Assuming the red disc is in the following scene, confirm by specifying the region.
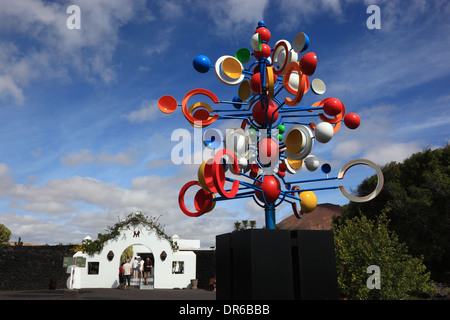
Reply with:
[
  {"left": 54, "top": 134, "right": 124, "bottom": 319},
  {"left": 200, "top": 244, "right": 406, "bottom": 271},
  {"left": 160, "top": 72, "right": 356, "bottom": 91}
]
[
  {"left": 198, "top": 159, "right": 221, "bottom": 193},
  {"left": 194, "top": 188, "right": 215, "bottom": 212},
  {"left": 192, "top": 108, "right": 210, "bottom": 121},
  {"left": 212, "top": 149, "right": 240, "bottom": 198},
  {"left": 255, "top": 175, "right": 281, "bottom": 203},
  {"left": 179, "top": 181, "right": 213, "bottom": 217}
]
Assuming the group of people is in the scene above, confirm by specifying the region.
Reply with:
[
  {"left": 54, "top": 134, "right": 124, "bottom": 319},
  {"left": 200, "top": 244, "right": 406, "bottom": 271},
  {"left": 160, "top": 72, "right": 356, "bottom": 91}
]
[{"left": 119, "top": 257, "right": 153, "bottom": 290}]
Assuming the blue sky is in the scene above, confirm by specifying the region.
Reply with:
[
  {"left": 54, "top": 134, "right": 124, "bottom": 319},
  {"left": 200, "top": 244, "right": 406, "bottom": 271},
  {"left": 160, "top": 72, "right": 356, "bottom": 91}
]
[{"left": 0, "top": 0, "right": 449, "bottom": 247}]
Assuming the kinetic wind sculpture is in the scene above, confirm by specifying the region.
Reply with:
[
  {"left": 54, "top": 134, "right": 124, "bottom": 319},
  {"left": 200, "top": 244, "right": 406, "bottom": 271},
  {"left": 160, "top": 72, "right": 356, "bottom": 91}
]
[{"left": 158, "top": 21, "right": 384, "bottom": 229}]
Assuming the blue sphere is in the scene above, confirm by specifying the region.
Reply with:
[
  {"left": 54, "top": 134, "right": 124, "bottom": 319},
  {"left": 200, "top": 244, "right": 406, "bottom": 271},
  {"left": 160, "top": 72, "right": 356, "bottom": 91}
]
[
  {"left": 321, "top": 163, "right": 331, "bottom": 174},
  {"left": 232, "top": 95, "right": 242, "bottom": 109},
  {"left": 193, "top": 55, "right": 211, "bottom": 73}
]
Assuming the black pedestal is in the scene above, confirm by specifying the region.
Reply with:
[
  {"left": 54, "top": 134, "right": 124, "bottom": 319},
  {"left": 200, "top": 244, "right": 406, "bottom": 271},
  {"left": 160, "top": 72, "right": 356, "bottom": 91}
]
[{"left": 216, "top": 229, "right": 338, "bottom": 300}]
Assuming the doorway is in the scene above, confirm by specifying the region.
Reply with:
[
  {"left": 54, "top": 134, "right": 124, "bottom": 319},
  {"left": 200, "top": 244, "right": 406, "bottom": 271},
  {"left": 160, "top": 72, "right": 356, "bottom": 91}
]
[
  {"left": 137, "top": 252, "right": 154, "bottom": 289},
  {"left": 119, "top": 245, "right": 154, "bottom": 289}
]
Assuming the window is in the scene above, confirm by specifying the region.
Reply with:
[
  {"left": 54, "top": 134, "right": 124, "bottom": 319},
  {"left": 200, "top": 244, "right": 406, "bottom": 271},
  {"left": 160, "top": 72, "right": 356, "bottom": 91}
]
[
  {"left": 88, "top": 262, "right": 99, "bottom": 275},
  {"left": 172, "top": 261, "right": 184, "bottom": 274}
]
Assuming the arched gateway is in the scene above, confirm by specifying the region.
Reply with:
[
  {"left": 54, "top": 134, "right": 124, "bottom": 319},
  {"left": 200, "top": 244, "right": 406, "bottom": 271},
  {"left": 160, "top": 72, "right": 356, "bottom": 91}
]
[{"left": 69, "top": 217, "right": 197, "bottom": 290}]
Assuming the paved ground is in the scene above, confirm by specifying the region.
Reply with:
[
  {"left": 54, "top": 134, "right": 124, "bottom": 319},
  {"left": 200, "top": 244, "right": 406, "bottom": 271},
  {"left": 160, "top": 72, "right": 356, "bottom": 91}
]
[{"left": 0, "top": 287, "right": 216, "bottom": 300}]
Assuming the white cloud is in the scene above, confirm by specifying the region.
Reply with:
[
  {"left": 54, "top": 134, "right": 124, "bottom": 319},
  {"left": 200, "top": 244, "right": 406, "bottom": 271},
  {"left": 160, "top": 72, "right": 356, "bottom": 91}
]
[
  {"left": 0, "top": 0, "right": 147, "bottom": 105},
  {"left": 0, "top": 157, "right": 261, "bottom": 246},
  {"left": 0, "top": 75, "right": 25, "bottom": 106},
  {"left": 61, "top": 149, "right": 95, "bottom": 166},
  {"left": 332, "top": 140, "right": 363, "bottom": 159},
  {"left": 329, "top": 104, "right": 424, "bottom": 166},
  {"left": 123, "top": 99, "right": 160, "bottom": 123},
  {"left": 363, "top": 141, "right": 421, "bottom": 164},
  {"left": 200, "top": 0, "right": 270, "bottom": 36},
  {"left": 61, "top": 149, "right": 138, "bottom": 167}
]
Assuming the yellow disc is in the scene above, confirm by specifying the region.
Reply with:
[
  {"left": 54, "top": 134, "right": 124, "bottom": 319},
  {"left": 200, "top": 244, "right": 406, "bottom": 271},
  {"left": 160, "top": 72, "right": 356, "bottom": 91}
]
[
  {"left": 222, "top": 57, "right": 242, "bottom": 79},
  {"left": 197, "top": 159, "right": 214, "bottom": 193},
  {"left": 187, "top": 102, "right": 213, "bottom": 128},
  {"left": 287, "top": 158, "right": 303, "bottom": 170},
  {"left": 299, "top": 191, "right": 317, "bottom": 213},
  {"left": 238, "top": 79, "right": 252, "bottom": 101},
  {"left": 198, "top": 161, "right": 209, "bottom": 192},
  {"left": 285, "top": 128, "right": 305, "bottom": 155},
  {"left": 266, "top": 66, "right": 274, "bottom": 99}
]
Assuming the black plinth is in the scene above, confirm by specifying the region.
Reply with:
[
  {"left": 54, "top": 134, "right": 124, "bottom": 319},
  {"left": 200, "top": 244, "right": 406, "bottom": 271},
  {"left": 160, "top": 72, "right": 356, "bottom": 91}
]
[{"left": 216, "top": 229, "right": 338, "bottom": 300}]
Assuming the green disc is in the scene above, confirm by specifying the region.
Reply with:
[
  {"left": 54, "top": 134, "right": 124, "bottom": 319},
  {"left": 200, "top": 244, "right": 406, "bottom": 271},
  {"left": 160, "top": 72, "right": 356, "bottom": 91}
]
[{"left": 235, "top": 48, "right": 251, "bottom": 64}]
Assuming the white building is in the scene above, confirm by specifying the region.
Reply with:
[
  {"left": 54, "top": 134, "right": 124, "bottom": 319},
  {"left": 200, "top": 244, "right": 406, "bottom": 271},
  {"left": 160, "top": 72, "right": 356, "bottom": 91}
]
[{"left": 68, "top": 222, "right": 198, "bottom": 290}]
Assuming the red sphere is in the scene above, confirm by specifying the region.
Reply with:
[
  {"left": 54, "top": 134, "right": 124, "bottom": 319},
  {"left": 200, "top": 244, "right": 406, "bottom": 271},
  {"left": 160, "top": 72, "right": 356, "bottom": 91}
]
[
  {"left": 344, "top": 113, "right": 360, "bottom": 129},
  {"left": 323, "top": 98, "right": 343, "bottom": 116},
  {"left": 255, "top": 175, "right": 281, "bottom": 203},
  {"left": 254, "top": 43, "right": 271, "bottom": 59},
  {"left": 250, "top": 72, "right": 262, "bottom": 93},
  {"left": 299, "top": 52, "right": 317, "bottom": 76},
  {"left": 252, "top": 100, "right": 279, "bottom": 125},
  {"left": 258, "top": 138, "right": 279, "bottom": 167},
  {"left": 255, "top": 27, "right": 271, "bottom": 43}
]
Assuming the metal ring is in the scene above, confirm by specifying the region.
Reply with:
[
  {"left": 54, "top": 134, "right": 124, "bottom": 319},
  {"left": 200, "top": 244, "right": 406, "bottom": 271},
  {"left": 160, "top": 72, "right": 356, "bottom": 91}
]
[{"left": 337, "top": 159, "right": 384, "bottom": 202}]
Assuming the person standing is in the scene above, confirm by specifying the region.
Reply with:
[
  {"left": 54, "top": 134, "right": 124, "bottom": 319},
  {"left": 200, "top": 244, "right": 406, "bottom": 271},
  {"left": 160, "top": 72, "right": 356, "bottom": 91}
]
[
  {"left": 132, "top": 257, "right": 138, "bottom": 279},
  {"left": 139, "top": 258, "right": 144, "bottom": 279},
  {"left": 143, "top": 257, "right": 153, "bottom": 285},
  {"left": 118, "top": 263, "right": 125, "bottom": 289},
  {"left": 123, "top": 259, "right": 132, "bottom": 290}
]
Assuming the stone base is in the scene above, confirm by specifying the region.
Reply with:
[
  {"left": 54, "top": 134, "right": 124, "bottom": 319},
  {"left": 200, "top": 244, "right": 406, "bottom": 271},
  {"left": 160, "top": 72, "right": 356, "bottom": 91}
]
[{"left": 216, "top": 229, "right": 338, "bottom": 300}]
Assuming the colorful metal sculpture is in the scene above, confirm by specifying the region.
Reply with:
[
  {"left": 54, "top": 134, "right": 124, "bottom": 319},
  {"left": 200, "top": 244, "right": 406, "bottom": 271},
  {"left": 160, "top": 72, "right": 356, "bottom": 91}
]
[{"left": 158, "top": 21, "right": 383, "bottom": 229}]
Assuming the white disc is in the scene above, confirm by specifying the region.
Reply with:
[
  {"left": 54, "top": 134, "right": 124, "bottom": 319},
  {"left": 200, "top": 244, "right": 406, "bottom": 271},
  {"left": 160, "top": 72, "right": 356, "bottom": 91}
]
[{"left": 311, "top": 78, "right": 326, "bottom": 95}]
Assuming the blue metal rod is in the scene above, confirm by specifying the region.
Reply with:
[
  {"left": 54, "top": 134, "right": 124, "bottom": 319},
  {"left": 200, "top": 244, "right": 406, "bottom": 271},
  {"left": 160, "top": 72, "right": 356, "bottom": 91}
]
[
  {"left": 282, "top": 114, "right": 320, "bottom": 118},
  {"left": 279, "top": 191, "right": 301, "bottom": 201},
  {"left": 285, "top": 176, "right": 339, "bottom": 184},
  {"left": 218, "top": 115, "right": 251, "bottom": 120},
  {"left": 297, "top": 186, "right": 340, "bottom": 192},
  {"left": 278, "top": 107, "right": 324, "bottom": 113},
  {"left": 265, "top": 203, "right": 276, "bottom": 229}
]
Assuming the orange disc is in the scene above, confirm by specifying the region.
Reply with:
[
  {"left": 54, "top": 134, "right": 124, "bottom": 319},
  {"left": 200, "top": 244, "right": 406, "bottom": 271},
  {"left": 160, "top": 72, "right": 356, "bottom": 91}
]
[{"left": 158, "top": 95, "right": 177, "bottom": 114}]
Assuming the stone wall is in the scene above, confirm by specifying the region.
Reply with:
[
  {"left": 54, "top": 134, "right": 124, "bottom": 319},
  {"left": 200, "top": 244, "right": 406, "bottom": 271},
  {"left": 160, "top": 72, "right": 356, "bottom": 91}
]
[
  {"left": 0, "top": 245, "right": 75, "bottom": 291},
  {"left": 0, "top": 246, "right": 216, "bottom": 291}
]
